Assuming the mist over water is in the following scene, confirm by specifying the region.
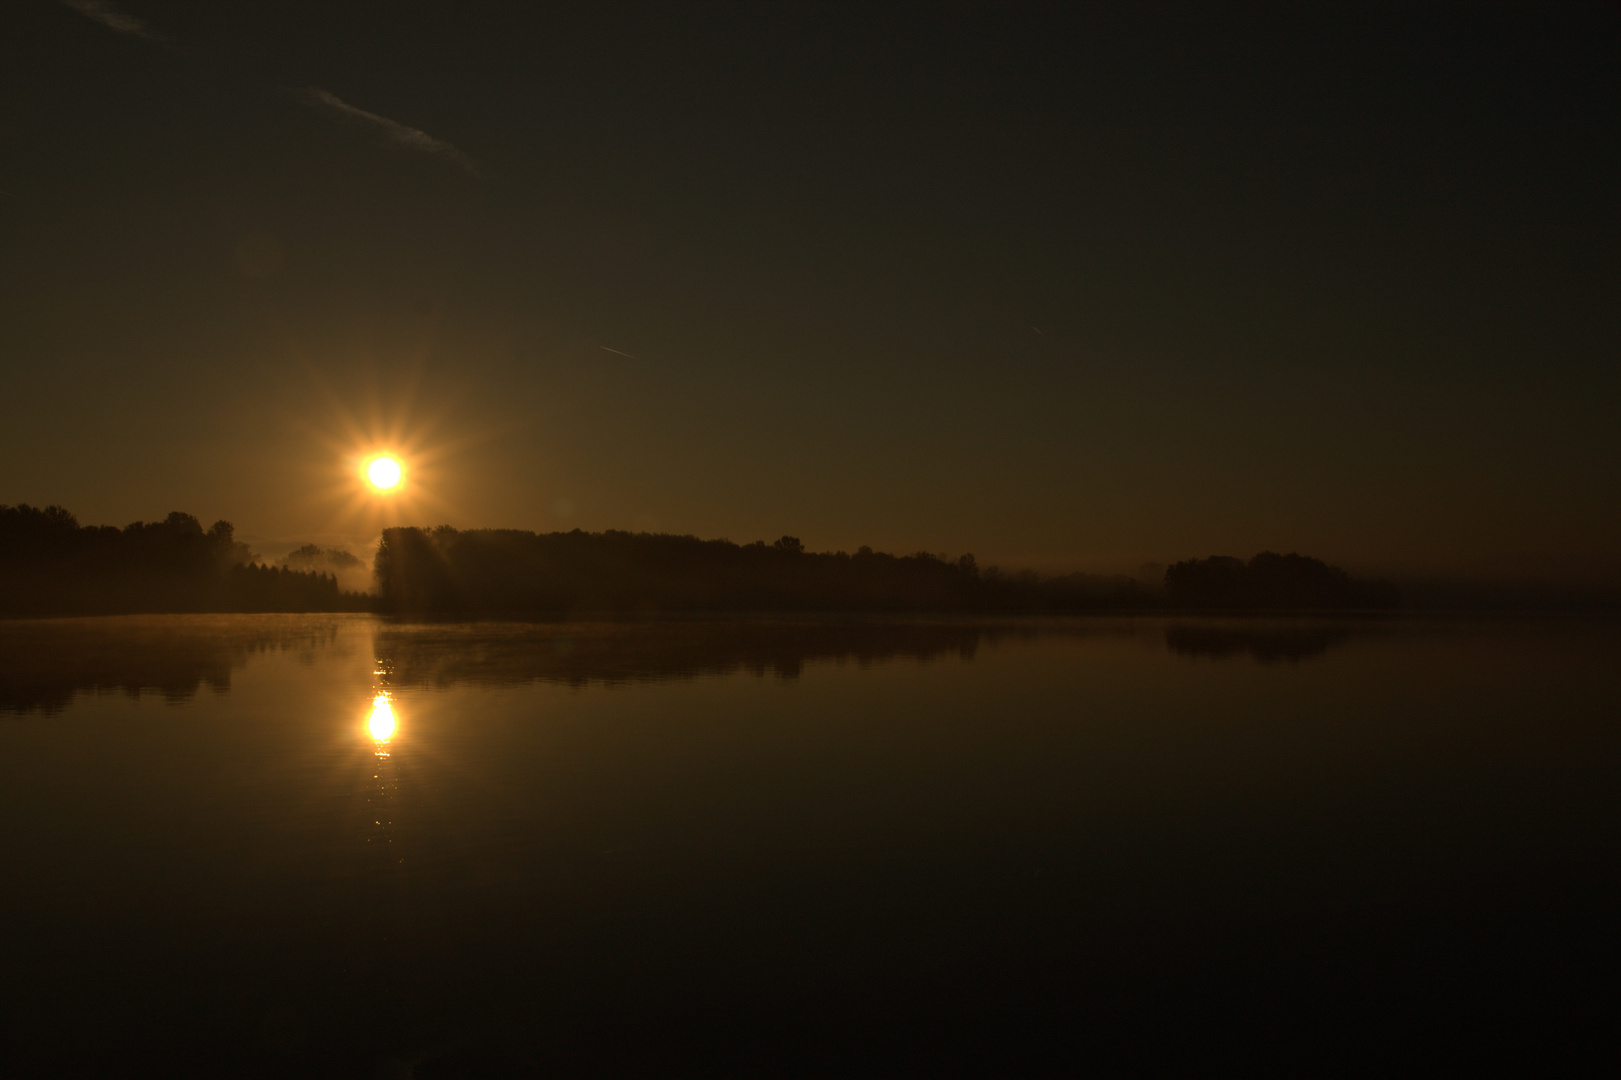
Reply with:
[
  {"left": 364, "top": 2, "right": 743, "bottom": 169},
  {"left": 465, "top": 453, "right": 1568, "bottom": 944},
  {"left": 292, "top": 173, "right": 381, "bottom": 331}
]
[{"left": 2, "top": 614, "right": 1617, "bottom": 1074}]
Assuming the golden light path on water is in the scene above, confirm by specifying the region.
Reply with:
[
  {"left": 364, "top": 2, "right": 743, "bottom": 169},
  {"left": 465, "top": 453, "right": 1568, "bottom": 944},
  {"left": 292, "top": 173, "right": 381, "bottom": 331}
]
[
  {"left": 368, "top": 692, "right": 396, "bottom": 746},
  {"left": 362, "top": 680, "right": 400, "bottom": 862}
]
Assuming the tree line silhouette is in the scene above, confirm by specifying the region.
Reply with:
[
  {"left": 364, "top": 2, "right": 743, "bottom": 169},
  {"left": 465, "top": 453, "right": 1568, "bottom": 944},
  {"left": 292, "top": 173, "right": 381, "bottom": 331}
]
[
  {"left": 0, "top": 504, "right": 368, "bottom": 615},
  {"left": 1, "top": 503, "right": 1400, "bottom": 616},
  {"left": 374, "top": 526, "right": 1158, "bottom": 614},
  {"left": 375, "top": 526, "right": 1398, "bottom": 615}
]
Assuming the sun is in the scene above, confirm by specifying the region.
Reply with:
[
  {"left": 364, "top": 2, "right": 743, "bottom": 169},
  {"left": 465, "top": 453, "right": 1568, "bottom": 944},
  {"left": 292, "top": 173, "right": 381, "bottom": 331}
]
[
  {"left": 307, "top": 387, "right": 475, "bottom": 530},
  {"left": 365, "top": 455, "right": 404, "bottom": 492}
]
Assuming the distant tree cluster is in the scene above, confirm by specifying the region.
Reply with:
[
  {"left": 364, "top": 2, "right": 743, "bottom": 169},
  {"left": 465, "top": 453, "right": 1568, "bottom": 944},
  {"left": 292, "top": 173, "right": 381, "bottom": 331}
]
[
  {"left": 281, "top": 543, "right": 372, "bottom": 593},
  {"left": 0, "top": 504, "right": 368, "bottom": 616},
  {"left": 1163, "top": 552, "right": 1398, "bottom": 609},
  {"left": 282, "top": 544, "right": 364, "bottom": 573},
  {"left": 373, "top": 526, "right": 1157, "bottom": 615}
]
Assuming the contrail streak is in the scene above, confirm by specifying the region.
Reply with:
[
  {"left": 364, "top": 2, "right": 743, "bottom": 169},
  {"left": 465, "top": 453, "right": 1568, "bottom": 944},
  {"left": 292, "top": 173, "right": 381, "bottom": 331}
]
[
  {"left": 598, "top": 346, "right": 640, "bottom": 360},
  {"left": 294, "top": 87, "right": 481, "bottom": 175},
  {"left": 59, "top": 0, "right": 164, "bottom": 42}
]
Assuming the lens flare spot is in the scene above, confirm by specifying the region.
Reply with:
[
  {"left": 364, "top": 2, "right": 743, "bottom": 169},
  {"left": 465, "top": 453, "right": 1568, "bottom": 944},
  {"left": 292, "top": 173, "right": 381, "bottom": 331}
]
[
  {"left": 368, "top": 693, "right": 396, "bottom": 742},
  {"left": 366, "top": 456, "right": 403, "bottom": 491}
]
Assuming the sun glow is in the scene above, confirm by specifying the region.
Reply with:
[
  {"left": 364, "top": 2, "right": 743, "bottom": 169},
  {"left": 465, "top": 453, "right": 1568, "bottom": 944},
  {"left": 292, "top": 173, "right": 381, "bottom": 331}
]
[
  {"left": 368, "top": 693, "right": 397, "bottom": 742},
  {"left": 366, "top": 455, "right": 404, "bottom": 491},
  {"left": 308, "top": 386, "right": 476, "bottom": 533}
]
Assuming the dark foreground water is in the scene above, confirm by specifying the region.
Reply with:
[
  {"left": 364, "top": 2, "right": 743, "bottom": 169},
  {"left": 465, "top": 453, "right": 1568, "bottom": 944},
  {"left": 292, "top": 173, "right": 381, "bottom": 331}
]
[{"left": 2, "top": 614, "right": 1617, "bottom": 1077}]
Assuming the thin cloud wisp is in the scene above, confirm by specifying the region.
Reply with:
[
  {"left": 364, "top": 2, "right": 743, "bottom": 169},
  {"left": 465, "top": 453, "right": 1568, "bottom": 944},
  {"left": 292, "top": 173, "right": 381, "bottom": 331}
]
[{"left": 295, "top": 87, "right": 481, "bottom": 176}]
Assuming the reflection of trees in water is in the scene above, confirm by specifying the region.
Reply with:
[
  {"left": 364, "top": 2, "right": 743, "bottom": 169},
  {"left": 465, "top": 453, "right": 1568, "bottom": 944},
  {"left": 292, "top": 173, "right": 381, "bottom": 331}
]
[
  {"left": 1162, "top": 623, "right": 1369, "bottom": 663},
  {"left": 1, "top": 616, "right": 1377, "bottom": 714},
  {"left": 374, "top": 620, "right": 1070, "bottom": 689},
  {"left": 0, "top": 616, "right": 349, "bottom": 714}
]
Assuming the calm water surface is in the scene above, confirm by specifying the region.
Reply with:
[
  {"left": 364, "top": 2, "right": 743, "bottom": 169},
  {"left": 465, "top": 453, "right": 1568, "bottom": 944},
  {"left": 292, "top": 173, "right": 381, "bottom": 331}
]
[{"left": 2, "top": 614, "right": 1617, "bottom": 1076}]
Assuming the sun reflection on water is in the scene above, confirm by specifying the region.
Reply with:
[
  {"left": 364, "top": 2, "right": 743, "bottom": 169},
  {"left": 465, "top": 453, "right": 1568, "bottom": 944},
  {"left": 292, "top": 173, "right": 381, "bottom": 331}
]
[{"left": 368, "top": 692, "right": 396, "bottom": 747}]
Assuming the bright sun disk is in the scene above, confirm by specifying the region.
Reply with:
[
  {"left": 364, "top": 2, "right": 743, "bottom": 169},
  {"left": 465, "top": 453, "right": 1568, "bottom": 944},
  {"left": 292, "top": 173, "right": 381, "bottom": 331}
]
[{"left": 366, "top": 456, "right": 403, "bottom": 491}]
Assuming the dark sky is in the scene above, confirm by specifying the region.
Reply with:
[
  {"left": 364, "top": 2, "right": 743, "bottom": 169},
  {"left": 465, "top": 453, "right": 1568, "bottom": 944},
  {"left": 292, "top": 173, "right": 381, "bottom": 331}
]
[{"left": 3, "top": 2, "right": 1617, "bottom": 579}]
